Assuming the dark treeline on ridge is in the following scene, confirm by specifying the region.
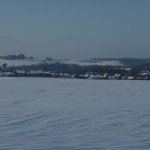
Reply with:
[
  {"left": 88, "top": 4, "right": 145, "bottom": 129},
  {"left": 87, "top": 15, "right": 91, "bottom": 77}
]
[{"left": 0, "top": 54, "right": 34, "bottom": 60}]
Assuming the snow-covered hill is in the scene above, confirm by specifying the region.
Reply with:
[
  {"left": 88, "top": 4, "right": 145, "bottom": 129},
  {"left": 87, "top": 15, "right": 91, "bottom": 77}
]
[
  {"left": 0, "top": 59, "right": 40, "bottom": 67},
  {"left": 61, "top": 59, "right": 123, "bottom": 66},
  {"left": 0, "top": 58, "right": 124, "bottom": 67}
]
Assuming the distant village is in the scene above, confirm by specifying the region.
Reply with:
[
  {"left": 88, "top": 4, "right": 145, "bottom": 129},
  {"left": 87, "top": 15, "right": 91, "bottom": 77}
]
[
  {"left": 0, "top": 69, "right": 150, "bottom": 80},
  {"left": 0, "top": 54, "right": 150, "bottom": 80}
]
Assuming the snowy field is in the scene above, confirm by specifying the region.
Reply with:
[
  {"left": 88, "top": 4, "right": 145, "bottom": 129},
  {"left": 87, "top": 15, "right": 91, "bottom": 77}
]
[
  {"left": 61, "top": 59, "right": 123, "bottom": 66},
  {"left": 0, "top": 78, "right": 150, "bottom": 150}
]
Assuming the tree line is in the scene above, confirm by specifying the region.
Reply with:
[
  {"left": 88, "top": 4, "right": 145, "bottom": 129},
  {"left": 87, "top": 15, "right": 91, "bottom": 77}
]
[{"left": 1, "top": 62, "right": 150, "bottom": 76}]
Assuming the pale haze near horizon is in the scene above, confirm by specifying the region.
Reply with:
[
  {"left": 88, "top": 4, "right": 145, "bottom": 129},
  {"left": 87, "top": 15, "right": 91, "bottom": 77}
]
[{"left": 0, "top": 0, "right": 150, "bottom": 59}]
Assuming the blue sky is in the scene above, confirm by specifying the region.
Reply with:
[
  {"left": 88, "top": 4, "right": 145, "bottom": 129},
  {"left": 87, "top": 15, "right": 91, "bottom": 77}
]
[{"left": 0, "top": 0, "right": 150, "bottom": 58}]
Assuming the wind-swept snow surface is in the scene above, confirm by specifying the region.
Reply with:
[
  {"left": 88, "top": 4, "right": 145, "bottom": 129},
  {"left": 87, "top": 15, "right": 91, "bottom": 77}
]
[{"left": 0, "top": 78, "right": 150, "bottom": 150}]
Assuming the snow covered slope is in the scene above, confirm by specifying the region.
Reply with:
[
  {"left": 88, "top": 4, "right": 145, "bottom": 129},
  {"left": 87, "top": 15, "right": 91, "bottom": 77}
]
[
  {"left": 0, "top": 58, "right": 124, "bottom": 67},
  {"left": 62, "top": 59, "right": 123, "bottom": 66},
  {"left": 0, "top": 59, "right": 40, "bottom": 66}
]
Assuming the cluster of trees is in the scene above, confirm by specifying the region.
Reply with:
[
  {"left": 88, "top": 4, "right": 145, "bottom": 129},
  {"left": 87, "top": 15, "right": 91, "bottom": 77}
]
[{"left": 0, "top": 54, "right": 34, "bottom": 60}]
